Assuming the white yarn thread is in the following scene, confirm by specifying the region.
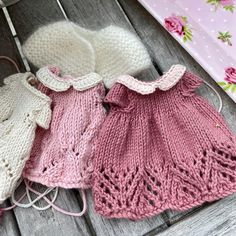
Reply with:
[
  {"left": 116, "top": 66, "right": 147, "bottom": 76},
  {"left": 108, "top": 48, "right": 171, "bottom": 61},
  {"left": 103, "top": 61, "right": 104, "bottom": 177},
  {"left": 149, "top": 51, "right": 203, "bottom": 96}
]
[
  {"left": 12, "top": 184, "right": 58, "bottom": 210},
  {"left": 203, "top": 80, "right": 223, "bottom": 113}
]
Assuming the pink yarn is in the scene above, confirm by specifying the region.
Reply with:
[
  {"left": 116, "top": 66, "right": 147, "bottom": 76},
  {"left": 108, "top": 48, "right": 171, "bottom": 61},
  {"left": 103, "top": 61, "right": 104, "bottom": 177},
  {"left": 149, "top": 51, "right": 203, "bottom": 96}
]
[
  {"left": 93, "top": 71, "right": 236, "bottom": 220},
  {"left": 1, "top": 179, "right": 87, "bottom": 217},
  {"left": 0, "top": 208, "right": 3, "bottom": 223},
  {"left": 23, "top": 67, "right": 106, "bottom": 189},
  {"left": 0, "top": 56, "right": 20, "bottom": 73}
]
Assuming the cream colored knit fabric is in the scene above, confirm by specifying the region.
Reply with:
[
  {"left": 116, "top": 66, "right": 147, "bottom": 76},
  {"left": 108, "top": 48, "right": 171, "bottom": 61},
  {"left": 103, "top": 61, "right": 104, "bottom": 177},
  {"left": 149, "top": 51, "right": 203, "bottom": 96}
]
[
  {"left": 0, "top": 73, "right": 51, "bottom": 203},
  {"left": 23, "top": 21, "right": 151, "bottom": 88},
  {"left": 0, "top": 74, "right": 22, "bottom": 122}
]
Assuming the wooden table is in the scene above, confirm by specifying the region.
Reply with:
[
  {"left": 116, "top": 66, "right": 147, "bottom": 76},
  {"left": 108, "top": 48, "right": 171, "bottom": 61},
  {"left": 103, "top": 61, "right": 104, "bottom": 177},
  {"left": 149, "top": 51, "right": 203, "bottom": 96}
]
[{"left": 1, "top": 0, "right": 236, "bottom": 235}]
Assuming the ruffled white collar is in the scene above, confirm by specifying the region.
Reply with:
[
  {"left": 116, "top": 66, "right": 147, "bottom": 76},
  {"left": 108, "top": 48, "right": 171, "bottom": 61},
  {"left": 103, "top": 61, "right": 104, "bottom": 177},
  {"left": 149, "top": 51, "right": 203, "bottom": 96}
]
[
  {"left": 116, "top": 65, "right": 186, "bottom": 94},
  {"left": 36, "top": 66, "right": 103, "bottom": 92}
]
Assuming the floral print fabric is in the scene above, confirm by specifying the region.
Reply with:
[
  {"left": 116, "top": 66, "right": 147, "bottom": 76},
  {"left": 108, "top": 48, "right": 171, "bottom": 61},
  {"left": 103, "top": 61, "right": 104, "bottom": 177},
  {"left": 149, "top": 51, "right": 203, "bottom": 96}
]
[
  {"left": 164, "top": 15, "right": 193, "bottom": 42},
  {"left": 138, "top": 0, "right": 236, "bottom": 102}
]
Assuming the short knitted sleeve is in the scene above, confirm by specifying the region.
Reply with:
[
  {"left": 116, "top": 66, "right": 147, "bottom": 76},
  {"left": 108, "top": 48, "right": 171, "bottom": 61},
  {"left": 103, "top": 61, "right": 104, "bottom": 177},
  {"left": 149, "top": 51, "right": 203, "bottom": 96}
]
[
  {"left": 0, "top": 74, "right": 18, "bottom": 122},
  {"left": 35, "top": 104, "right": 52, "bottom": 129},
  {"left": 105, "top": 83, "right": 131, "bottom": 109},
  {"left": 179, "top": 71, "right": 203, "bottom": 97}
]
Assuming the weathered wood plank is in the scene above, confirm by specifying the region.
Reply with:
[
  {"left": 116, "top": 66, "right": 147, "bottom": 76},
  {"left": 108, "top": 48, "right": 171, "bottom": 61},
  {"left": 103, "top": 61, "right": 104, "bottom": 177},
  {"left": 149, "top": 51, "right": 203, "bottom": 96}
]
[
  {"left": 0, "top": 202, "right": 20, "bottom": 236},
  {"left": 61, "top": 0, "right": 129, "bottom": 28},
  {"left": 118, "top": 0, "right": 236, "bottom": 226},
  {"left": 156, "top": 194, "right": 236, "bottom": 236},
  {"left": 0, "top": 10, "right": 24, "bottom": 81},
  {"left": 13, "top": 187, "right": 91, "bottom": 236},
  {"left": 7, "top": 0, "right": 64, "bottom": 42}
]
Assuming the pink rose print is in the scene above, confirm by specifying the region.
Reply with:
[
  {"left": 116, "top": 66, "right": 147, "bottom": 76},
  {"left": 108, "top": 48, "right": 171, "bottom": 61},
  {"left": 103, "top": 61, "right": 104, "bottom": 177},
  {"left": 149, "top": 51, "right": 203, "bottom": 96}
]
[
  {"left": 217, "top": 67, "right": 236, "bottom": 92},
  {"left": 225, "top": 67, "right": 236, "bottom": 84},
  {"left": 220, "top": 0, "right": 234, "bottom": 6},
  {"left": 164, "top": 15, "right": 185, "bottom": 36},
  {"left": 164, "top": 15, "right": 193, "bottom": 42},
  {"left": 207, "top": 0, "right": 235, "bottom": 12}
]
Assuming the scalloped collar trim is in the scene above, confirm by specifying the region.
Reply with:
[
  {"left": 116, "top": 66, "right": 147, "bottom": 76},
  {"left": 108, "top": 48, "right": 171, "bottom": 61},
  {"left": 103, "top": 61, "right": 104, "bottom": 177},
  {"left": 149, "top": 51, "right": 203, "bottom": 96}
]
[
  {"left": 20, "top": 72, "right": 51, "bottom": 102},
  {"left": 36, "top": 66, "right": 103, "bottom": 92},
  {"left": 116, "top": 65, "right": 186, "bottom": 95}
]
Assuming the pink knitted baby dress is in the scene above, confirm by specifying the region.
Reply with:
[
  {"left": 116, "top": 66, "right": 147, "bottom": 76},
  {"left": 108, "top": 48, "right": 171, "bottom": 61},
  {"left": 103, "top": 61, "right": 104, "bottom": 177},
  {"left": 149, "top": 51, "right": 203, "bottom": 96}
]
[
  {"left": 23, "top": 66, "right": 106, "bottom": 189},
  {"left": 93, "top": 64, "right": 236, "bottom": 220},
  {"left": 22, "top": 21, "right": 151, "bottom": 193}
]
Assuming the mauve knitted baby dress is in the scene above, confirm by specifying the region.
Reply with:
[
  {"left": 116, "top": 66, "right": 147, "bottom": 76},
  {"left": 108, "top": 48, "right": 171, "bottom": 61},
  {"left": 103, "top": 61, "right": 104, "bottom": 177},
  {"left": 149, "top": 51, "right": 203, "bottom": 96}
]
[
  {"left": 93, "top": 64, "right": 236, "bottom": 220},
  {"left": 23, "top": 66, "right": 106, "bottom": 189}
]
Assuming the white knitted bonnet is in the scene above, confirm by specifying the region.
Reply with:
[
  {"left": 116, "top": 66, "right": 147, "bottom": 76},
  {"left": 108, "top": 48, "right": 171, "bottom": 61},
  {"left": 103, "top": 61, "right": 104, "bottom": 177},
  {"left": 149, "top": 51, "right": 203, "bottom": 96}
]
[
  {"left": 23, "top": 21, "right": 95, "bottom": 77},
  {"left": 23, "top": 21, "right": 151, "bottom": 88}
]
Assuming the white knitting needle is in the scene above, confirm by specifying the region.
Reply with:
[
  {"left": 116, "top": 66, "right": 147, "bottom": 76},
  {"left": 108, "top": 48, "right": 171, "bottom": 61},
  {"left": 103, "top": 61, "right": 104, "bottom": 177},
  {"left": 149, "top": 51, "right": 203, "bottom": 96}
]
[
  {"left": 56, "top": 0, "right": 69, "bottom": 20},
  {"left": 203, "top": 80, "right": 223, "bottom": 113},
  {"left": 1, "top": 0, "right": 31, "bottom": 72}
]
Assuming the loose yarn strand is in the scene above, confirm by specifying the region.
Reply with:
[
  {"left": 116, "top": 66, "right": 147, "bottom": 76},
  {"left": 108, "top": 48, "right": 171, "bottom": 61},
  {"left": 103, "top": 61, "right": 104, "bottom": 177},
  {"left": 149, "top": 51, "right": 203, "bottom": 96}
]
[
  {"left": 203, "top": 80, "right": 222, "bottom": 113},
  {"left": 11, "top": 181, "right": 58, "bottom": 209},
  {"left": 24, "top": 181, "right": 87, "bottom": 217},
  {"left": 0, "top": 180, "right": 44, "bottom": 212},
  {"left": 0, "top": 56, "right": 20, "bottom": 73},
  {"left": 1, "top": 192, "right": 27, "bottom": 212},
  {"left": 25, "top": 183, "right": 58, "bottom": 211},
  {"left": 1, "top": 181, "right": 87, "bottom": 217}
]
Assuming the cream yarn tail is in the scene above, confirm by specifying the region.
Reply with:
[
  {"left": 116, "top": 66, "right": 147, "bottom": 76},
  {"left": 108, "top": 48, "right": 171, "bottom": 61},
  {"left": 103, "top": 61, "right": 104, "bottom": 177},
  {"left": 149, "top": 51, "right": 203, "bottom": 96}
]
[{"left": 22, "top": 21, "right": 152, "bottom": 88}]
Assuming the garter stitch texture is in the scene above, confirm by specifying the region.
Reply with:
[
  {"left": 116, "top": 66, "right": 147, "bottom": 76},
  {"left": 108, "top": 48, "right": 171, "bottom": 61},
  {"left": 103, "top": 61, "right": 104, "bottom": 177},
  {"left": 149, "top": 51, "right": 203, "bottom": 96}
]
[
  {"left": 93, "top": 65, "right": 236, "bottom": 220},
  {"left": 0, "top": 73, "right": 51, "bottom": 203},
  {"left": 22, "top": 21, "right": 151, "bottom": 88},
  {"left": 23, "top": 66, "right": 106, "bottom": 189}
]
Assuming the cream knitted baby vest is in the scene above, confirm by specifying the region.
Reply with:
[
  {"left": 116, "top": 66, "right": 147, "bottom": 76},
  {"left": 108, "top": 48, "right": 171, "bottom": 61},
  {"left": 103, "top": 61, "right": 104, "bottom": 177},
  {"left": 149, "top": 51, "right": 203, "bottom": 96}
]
[
  {"left": 0, "top": 73, "right": 51, "bottom": 203},
  {"left": 22, "top": 21, "right": 151, "bottom": 88}
]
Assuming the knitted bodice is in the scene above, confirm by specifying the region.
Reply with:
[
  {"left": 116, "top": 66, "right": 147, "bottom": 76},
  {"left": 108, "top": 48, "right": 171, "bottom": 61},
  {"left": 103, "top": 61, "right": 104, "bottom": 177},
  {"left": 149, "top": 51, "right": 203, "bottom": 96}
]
[{"left": 105, "top": 64, "right": 187, "bottom": 114}]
